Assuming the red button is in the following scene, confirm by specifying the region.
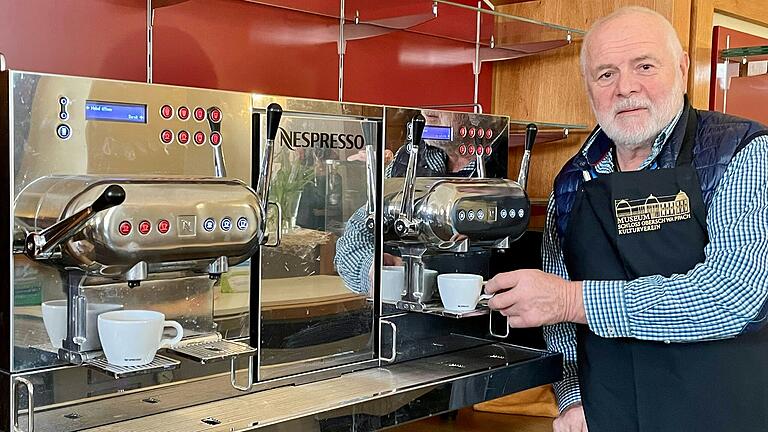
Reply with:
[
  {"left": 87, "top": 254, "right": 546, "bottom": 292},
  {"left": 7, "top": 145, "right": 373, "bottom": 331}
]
[
  {"left": 160, "top": 105, "right": 173, "bottom": 119},
  {"left": 209, "top": 108, "right": 222, "bottom": 123},
  {"left": 485, "top": 145, "right": 493, "bottom": 155},
  {"left": 158, "top": 219, "right": 170, "bottom": 234},
  {"left": 468, "top": 127, "right": 476, "bottom": 138},
  {"left": 118, "top": 221, "right": 132, "bottom": 236},
  {"left": 177, "top": 106, "right": 190, "bottom": 120},
  {"left": 193, "top": 107, "right": 206, "bottom": 122},
  {"left": 476, "top": 128, "right": 485, "bottom": 139},
  {"left": 178, "top": 130, "right": 190, "bottom": 145},
  {"left": 210, "top": 131, "right": 222, "bottom": 146},
  {"left": 193, "top": 131, "right": 206, "bottom": 146},
  {"left": 458, "top": 144, "right": 467, "bottom": 155},
  {"left": 476, "top": 145, "right": 484, "bottom": 155},
  {"left": 468, "top": 145, "right": 476, "bottom": 155},
  {"left": 485, "top": 129, "right": 494, "bottom": 139},
  {"left": 138, "top": 220, "right": 151, "bottom": 235},
  {"left": 459, "top": 126, "right": 467, "bottom": 137},
  {"left": 160, "top": 129, "right": 174, "bottom": 144}
]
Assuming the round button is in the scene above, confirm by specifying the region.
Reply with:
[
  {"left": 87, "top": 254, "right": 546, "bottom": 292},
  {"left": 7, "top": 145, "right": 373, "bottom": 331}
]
[
  {"left": 500, "top": 209, "right": 508, "bottom": 219},
  {"left": 518, "top": 209, "right": 525, "bottom": 218},
  {"left": 509, "top": 209, "right": 516, "bottom": 219},
  {"left": 477, "top": 209, "right": 485, "bottom": 220},
  {"left": 476, "top": 128, "right": 485, "bottom": 139},
  {"left": 193, "top": 131, "right": 206, "bottom": 146},
  {"left": 485, "top": 129, "right": 494, "bottom": 139},
  {"left": 59, "top": 111, "right": 69, "bottom": 121},
  {"left": 468, "top": 127, "right": 476, "bottom": 138},
  {"left": 177, "top": 106, "right": 190, "bottom": 120},
  {"left": 160, "top": 104, "right": 174, "bottom": 119},
  {"left": 468, "top": 145, "right": 476, "bottom": 155},
  {"left": 210, "top": 131, "right": 222, "bottom": 146},
  {"left": 476, "top": 145, "right": 485, "bottom": 156},
  {"left": 458, "top": 210, "right": 466, "bottom": 221},
  {"left": 236, "top": 217, "right": 249, "bottom": 231},
  {"left": 118, "top": 221, "right": 132, "bottom": 236},
  {"left": 459, "top": 126, "right": 467, "bottom": 137},
  {"left": 138, "top": 220, "right": 151, "bottom": 235},
  {"left": 59, "top": 96, "right": 69, "bottom": 106},
  {"left": 158, "top": 219, "right": 170, "bottom": 234},
  {"left": 485, "top": 145, "right": 493, "bottom": 155},
  {"left": 203, "top": 218, "right": 216, "bottom": 232},
  {"left": 193, "top": 107, "right": 206, "bottom": 122},
  {"left": 467, "top": 210, "right": 475, "bottom": 221},
  {"left": 160, "top": 129, "right": 174, "bottom": 144},
  {"left": 220, "top": 217, "right": 232, "bottom": 231},
  {"left": 458, "top": 144, "right": 467, "bottom": 155},
  {"left": 178, "top": 130, "right": 190, "bottom": 145},
  {"left": 56, "top": 124, "right": 71, "bottom": 140},
  {"left": 209, "top": 108, "right": 222, "bottom": 123}
]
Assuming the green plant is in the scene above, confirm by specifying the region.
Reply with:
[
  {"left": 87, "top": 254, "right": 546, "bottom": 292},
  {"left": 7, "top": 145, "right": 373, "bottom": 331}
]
[{"left": 268, "top": 148, "right": 315, "bottom": 231}]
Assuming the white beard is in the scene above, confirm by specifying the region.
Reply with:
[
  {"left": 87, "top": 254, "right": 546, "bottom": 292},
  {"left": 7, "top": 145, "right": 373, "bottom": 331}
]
[{"left": 593, "top": 77, "right": 685, "bottom": 151}]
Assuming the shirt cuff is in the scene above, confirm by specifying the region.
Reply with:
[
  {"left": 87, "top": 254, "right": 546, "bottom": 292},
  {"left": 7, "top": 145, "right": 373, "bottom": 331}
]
[
  {"left": 583, "top": 280, "right": 632, "bottom": 338},
  {"left": 552, "top": 375, "right": 582, "bottom": 413}
]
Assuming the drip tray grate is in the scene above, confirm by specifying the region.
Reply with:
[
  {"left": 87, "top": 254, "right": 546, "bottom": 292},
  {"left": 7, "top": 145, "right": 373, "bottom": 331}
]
[
  {"left": 171, "top": 339, "right": 256, "bottom": 364},
  {"left": 85, "top": 354, "right": 180, "bottom": 379}
]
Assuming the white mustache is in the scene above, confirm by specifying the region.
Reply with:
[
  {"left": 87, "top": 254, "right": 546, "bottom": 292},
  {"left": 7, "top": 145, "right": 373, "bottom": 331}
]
[{"left": 613, "top": 99, "right": 651, "bottom": 115}]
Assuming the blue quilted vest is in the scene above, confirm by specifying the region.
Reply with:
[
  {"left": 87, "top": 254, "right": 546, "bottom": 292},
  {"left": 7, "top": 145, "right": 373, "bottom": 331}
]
[{"left": 554, "top": 102, "right": 768, "bottom": 247}]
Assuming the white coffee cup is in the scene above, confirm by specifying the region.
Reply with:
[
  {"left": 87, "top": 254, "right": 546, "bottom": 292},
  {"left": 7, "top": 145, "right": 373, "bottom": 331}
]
[
  {"left": 381, "top": 266, "right": 405, "bottom": 301},
  {"left": 41, "top": 300, "right": 123, "bottom": 351},
  {"left": 381, "top": 266, "right": 439, "bottom": 302},
  {"left": 437, "top": 273, "right": 492, "bottom": 312},
  {"left": 97, "top": 310, "right": 183, "bottom": 366}
]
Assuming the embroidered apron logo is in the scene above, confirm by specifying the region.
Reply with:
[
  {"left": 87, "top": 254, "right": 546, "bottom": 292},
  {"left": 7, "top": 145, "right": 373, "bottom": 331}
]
[{"left": 614, "top": 191, "right": 691, "bottom": 235}]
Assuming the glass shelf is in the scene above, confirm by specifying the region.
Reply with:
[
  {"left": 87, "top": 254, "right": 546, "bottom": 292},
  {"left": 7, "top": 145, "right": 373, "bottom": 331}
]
[
  {"left": 720, "top": 45, "right": 768, "bottom": 62},
  {"left": 508, "top": 120, "right": 589, "bottom": 147},
  {"left": 231, "top": 0, "right": 584, "bottom": 63}
]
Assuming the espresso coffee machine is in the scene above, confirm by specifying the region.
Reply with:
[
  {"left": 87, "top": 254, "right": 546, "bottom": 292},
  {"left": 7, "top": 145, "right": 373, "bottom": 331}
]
[{"left": 1, "top": 64, "right": 561, "bottom": 432}]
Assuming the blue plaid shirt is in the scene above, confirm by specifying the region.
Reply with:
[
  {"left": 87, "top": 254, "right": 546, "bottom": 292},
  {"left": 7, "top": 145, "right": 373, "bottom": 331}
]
[{"left": 542, "top": 109, "right": 768, "bottom": 411}]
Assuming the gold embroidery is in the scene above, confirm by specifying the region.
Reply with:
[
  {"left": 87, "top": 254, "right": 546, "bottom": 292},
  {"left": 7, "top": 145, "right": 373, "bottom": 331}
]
[{"left": 614, "top": 191, "right": 691, "bottom": 235}]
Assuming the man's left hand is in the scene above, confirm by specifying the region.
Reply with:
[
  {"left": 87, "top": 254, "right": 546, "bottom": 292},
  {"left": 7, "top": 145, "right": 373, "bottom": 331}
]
[{"left": 485, "top": 269, "right": 586, "bottom": 327}]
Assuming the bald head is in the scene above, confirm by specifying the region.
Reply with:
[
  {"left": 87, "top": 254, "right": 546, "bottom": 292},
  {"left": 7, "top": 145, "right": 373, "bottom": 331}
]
[{"left": 580, "top": 7, "right": 684, "bottom": 78}]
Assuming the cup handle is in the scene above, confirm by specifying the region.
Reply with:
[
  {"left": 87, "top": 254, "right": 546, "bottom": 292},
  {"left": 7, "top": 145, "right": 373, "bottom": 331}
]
[
  {"left": 479, "top": 281, "right": 493, "bottom": 301},
  {"left": 160, "top": 321, "right": 183, "bottom": 348}
]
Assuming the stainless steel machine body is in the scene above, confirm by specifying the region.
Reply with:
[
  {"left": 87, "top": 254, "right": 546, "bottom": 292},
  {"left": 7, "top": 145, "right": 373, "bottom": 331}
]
[{"left": 1, "top": 69, "right": 560, "bottom": 432}]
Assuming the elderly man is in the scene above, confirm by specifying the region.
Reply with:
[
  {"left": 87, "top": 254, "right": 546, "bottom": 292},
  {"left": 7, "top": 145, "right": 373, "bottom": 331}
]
[{"left": 485, "top": 6, "right": 768, "bottom": 432}]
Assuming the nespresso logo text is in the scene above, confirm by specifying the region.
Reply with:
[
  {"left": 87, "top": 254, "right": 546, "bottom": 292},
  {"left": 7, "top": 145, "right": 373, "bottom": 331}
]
[{"left": 278, "top": 127, "right": 365, "bottom": 151}]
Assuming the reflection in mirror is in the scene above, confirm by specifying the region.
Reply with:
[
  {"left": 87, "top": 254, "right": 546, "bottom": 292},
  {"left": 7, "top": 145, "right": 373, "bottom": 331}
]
[{"left": 260, "top": 113, "right": 378, "bottom": 380}]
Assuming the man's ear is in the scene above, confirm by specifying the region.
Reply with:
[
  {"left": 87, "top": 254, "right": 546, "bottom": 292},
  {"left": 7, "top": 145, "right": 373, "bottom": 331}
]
[{"left": 680, "top": 51, "right": 690, "bottom": 84}]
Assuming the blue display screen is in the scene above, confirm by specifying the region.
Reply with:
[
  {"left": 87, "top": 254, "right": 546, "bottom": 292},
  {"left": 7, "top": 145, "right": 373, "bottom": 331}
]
[
  {"left": 422, "top": 125, "right": 452, "bottom": 141},
  {"left": 85, "top": 100, "right": 147, "bottom": 123}
]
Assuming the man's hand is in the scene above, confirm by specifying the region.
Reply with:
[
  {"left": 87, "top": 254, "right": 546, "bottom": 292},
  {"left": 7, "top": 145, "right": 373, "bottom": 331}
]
[
  {"left": 485, "top": 269, "right": 586, "bottom": 327},
  {"left": 553, "top": 403, "right": 588, "bottom": 432},
  {"left": 383, "top": 253, "right": 403, "bottom": 266}
]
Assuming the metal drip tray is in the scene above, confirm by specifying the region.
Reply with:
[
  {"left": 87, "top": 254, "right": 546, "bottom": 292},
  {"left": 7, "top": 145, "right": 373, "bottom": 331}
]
[
  {"left": 85, "top": 354, "right": 180, "bottom": 379},
  {"left": 391, "top": 300, "right": 490, "bottom": 318},
  {"left": 170, "top": 340, "right": 256, "bottom": 364}
]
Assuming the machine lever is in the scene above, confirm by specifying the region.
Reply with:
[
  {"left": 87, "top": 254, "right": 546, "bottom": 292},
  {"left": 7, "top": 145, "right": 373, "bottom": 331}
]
[
  {"left": 396, "top": 114, "right": 426, "bottom": 238},
  {"left": 25, "top": 185, "right": 125, "bottom": 260},
  {"left": 256, "top": 103, "right": 283, "bottom": 214},
  {"left": 13, "top": 376, "right": 34, "bottom": 432},
  {"left": 516, "top": 123, "right": 537, "bottom": 191},
  {"left": 362, "top": 121, "right": 377, "bottom": 233}
]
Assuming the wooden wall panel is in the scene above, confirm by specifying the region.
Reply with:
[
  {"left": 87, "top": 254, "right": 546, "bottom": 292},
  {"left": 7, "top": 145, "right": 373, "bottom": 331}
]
[{"left": 493, "top": 0, "right": 692, "bottom": 213}]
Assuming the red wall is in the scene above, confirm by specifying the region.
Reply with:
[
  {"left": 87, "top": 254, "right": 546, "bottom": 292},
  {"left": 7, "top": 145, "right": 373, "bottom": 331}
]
[{"left": 0, "top": 0, "right": 491, "bottom": 110}]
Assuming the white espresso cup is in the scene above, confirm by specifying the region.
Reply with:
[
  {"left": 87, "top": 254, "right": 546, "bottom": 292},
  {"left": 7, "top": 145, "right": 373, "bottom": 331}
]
[
  {"left": 381, "top": 266, "right": 439, "bottom": 302},
  {"left": 41, "top": 300, "right": 123, "bottom": 351},
  {"left": 437, "top": 273, "right": 492, "bottom": 312},
  {"left": 97, "top": 310, "right": 183, "bottom": 366}
]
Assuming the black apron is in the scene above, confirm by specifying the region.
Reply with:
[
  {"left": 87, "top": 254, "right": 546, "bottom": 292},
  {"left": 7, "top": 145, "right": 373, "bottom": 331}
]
[{"left": 563, "top": 110, "right": 768, "bottom": 432}]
